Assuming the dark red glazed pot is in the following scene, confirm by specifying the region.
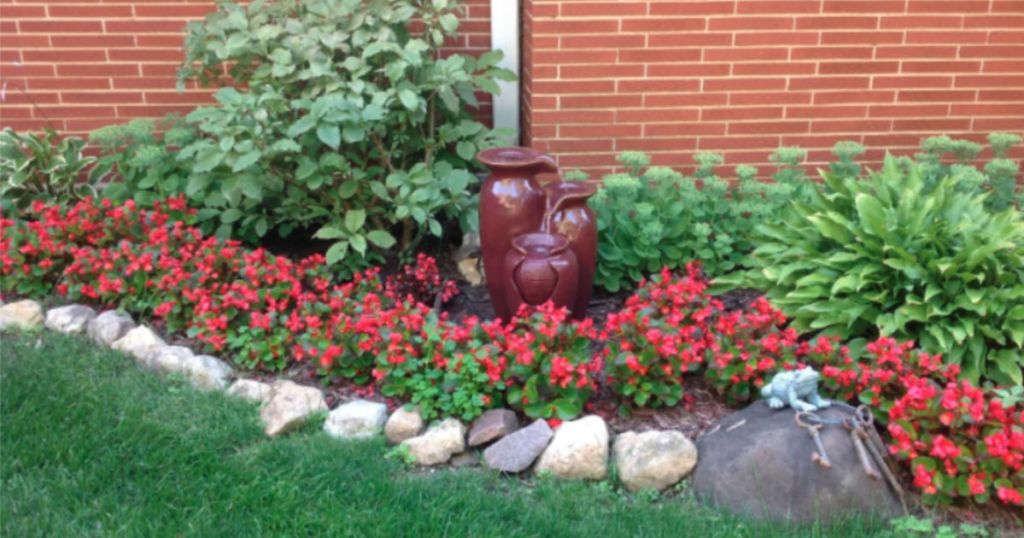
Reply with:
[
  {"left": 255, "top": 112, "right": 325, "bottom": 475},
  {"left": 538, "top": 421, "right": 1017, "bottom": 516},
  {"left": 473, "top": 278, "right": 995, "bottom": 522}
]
[
  {"left": 477, "top": 147, "right": 559, "bottom": 320},
  {"left": 503, "top": 232, "right": 578, "bottom": 316},
  {"left": 542, "top": 180, "right": 598, "bottom": 320}
]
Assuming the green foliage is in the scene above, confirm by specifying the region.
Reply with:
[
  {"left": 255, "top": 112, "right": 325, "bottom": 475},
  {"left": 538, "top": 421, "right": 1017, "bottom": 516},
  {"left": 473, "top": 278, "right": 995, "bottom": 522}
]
[
  {"left": 591, "top": 152, "right": 792, "bottom": 292},
  {"left": 915, "top": 134, "right": 1021, "bottom": 212},
  {"left": 0, "top": 128, "right": 97, "bottom": 211},
  {"left": 89, "top": 115, "right": 198, "bottom": 206},
  {"left": 769, "top": 146, "right": 815, "bottom": 199},
  {"left": 174, "top": 0, "right": 514, "bottom": 274},
  {"left": 829, "top": 140, "right": 866, "bottom": 178},
  {"left": 732, "top": 156, "right": 1024, "bottom": 385}
]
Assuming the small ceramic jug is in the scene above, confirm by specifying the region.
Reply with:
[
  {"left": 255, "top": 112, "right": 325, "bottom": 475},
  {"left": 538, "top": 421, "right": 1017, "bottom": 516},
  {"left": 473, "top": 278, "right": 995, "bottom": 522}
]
[
  {"left": 503, "top": 232, "right": 579, "bottom": 316},
  {"left": 542, "top": 180, "right": 598, "bottom": 319}
]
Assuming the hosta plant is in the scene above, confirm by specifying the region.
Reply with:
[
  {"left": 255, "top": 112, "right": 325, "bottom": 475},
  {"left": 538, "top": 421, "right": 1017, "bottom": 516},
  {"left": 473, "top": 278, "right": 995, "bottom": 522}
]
[
  {"left": 175, "top": 0, "right": 514, "bottom": 274},
  {"left": 0, "top": 128, "right": 97, "bottom": 212},
  {"left": 728, "top": 155, "right": 1024, "bottom": 385}
]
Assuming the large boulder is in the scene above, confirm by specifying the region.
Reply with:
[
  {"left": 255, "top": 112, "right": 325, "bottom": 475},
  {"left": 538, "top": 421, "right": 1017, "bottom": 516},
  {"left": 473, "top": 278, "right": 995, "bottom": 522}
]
[
  {"left": 112, "top": 326, "right": 166, "bottom": 363},
  {"left": 535, "top": 415, "right": 609, "bottom": 480},
  {"left": 483, "top": 418, "right": 553, "bottom": 473},
  {"left": 401, "top": 418, "right": 466, "bottom": 466},
  {"left": 384, "top": 406, "right": 424, "bottom": 444},
  {"left": 87, "top": 310, "right": 135, "bottom": 346},
  {"left": 324, "top": 399, "right": 388, "bottom": 439},
  {"left": 468, "top": 408, "right": 519, "bottom": 447},
  {"left": 44, "top": 304, "right": 96, "bottom": 334},
  {"left": 692, "top": 401, "right": 901, "bottom": 523},
  {"left": 260, "top": 380, "right": 328, "bottom": 437},
  {"left": 613, "top": 430, "right": 697, "bottom": 492},
  {"left": 227, "top": 379, "right": 273, "bottom": 404},
  {"left": 0, "top": 300, "right": 44, "bottom": 330}
]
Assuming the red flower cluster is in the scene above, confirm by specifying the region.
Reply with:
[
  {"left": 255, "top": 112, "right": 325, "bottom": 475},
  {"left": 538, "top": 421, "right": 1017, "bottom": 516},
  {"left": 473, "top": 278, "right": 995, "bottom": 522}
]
[
  {"left": 602, "top": 264, "right": 720, "bottom": 407},
  {"left": 819, "top": 337, "right": 1023, "bottom": 507},
  {"left": 2, "top": 197, "right": 600, "bottom": 422}
]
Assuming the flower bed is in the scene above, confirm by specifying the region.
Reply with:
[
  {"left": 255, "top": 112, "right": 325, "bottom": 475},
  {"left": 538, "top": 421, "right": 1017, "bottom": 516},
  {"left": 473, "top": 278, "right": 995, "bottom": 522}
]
[{"left": 2, "top": 197, "right": 1021, "bottom": 508}]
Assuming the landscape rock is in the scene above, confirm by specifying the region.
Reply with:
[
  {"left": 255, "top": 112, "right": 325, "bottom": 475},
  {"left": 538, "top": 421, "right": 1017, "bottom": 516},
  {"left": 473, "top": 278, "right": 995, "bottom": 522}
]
[
  {"left": 535, "top": 415, "right": 609, "bottom": 480},
  {"left": 384, "top": 406, "right": 425, "bottom": 444},
  {"left": 44, "top": 304, "right": 96, "bottom": 334},
  {"left": 468, "top": 408, "right": 519, "bottom": 447},
  {"left": 227, "top": 379, "right": 273, "bottom": 404},
  {"left": 324, "top": 399, "right": 388, "bottom": 439},
  {"left": 692, "top": 401, "right": 901, "bottom": 523},
  {"left": 146, "top": 345, "right": 193, "bottom": 372},
  {"left": 0, "top": 300, "right": 44, "bottom": 331},
  {"left": 613, "top": 430, "right": 698, "bottom": 492},
  {"left": 111, "top": 326, "right": 166, "bottom": 363},
  {"left": 260, "top": 380, "right": 327, "bottom": 437},
  {"left": 87, "top": 310, "right": 136, "bottom": 346},
  {"left": 483, "top": 419, "right": 553, "bottom": 473},
  {"left": 184, "top": 355, "right": 234, "bottom": 391},
  {"left": 402, "top": 418, "right": 466, "bottom": 466}
]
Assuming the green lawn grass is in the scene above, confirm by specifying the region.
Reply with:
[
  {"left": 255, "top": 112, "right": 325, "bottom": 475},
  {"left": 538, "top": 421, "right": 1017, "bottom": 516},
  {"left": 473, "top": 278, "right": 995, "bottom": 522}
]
[{"left": 1, "top": 331, "right": 886, "bottom": 537}]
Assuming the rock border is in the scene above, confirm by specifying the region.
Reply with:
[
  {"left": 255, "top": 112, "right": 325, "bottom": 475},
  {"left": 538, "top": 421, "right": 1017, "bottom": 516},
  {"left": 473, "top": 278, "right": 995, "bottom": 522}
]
[{"left": 1, "top": 299, "right": 699, "bottom": 493}]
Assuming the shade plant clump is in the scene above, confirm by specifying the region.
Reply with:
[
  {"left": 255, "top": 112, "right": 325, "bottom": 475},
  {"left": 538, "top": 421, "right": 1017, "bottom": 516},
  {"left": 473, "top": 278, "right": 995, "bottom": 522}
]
[
  {"left": 169, "top": 0, "right": 514, "bottom": 276},
  {"left": 724, "top": 156, "right": 1024, "bottom": 386},
  {"left": 0, "top": 128, "right": 98, "bottom": 212}
]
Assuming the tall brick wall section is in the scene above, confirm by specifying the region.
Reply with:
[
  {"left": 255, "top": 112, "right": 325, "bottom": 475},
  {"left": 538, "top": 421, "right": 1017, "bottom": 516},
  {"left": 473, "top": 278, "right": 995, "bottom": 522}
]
[
  {"left": 521, "top": 0, "right": 1024, "bottom": 177},
  {"left": 0, "top": 0, "right": 492, "bottom": 135}
]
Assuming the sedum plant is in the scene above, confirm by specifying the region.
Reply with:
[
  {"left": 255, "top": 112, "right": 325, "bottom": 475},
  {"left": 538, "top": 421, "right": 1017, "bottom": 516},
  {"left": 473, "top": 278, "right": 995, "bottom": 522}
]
[
  {"left": 591, "top": 151, "right": 794, "bottom": 292},
  {"left": 728, "top": 155, "right": 1024, "bottom": 385},
  {"left": 174, "top": 0, "right": 514, "bottom": 274},
  {"left": 0, "top": 128, "right": 97, "bottom": 212},
  {"left": 89, "top": 115, "right": 198, "bottom": 207}
]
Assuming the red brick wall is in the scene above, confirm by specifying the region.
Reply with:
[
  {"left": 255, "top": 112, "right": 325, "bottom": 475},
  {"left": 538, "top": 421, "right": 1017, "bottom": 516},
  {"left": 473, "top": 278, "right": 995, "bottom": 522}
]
[
  {"left": 0, "top": 0, "right": 492, "bottom": 135},
  {"left": 522, "top": 0, "right": 1024, "bottom": 177}
]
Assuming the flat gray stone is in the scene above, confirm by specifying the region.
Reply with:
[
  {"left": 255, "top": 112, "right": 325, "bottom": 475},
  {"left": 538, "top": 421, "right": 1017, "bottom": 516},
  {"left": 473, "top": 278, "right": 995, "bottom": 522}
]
[
  {"left": 146, "top": 345, "right": 193, "bottom": 372},
  {"left": 44, "top": 304, "right": 96, "bottom": 334},
  {"left": 87, "top": 310, "right": 135, "bottom": 346},
  {"left": 468, "top": 408, "right": 519, "bottom": 447},
  {"left": 483, "top": 419, "right": 553, "bottom": 473},
  {"left": 692, "top": 401, "right": 901, "bottom": 523}
]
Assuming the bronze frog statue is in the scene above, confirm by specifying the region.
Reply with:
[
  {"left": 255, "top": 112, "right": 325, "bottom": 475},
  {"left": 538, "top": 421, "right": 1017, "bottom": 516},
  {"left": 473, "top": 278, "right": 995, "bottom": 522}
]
[{"left": 760, "top": 367, "right": 830, "bottom": 412}]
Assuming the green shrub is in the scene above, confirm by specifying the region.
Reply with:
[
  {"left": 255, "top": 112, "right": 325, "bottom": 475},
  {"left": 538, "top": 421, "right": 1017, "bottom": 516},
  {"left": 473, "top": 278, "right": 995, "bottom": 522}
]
[
  {"left": 174, "top": 0, "right": 514, "bottom": 274},
  {"left": 728, "top": 156, "right": 1024, "bottom": 385},
  {"left": 0, "top": 128, "right": 97, "bottom": 211},
  {"left": 591, "top": 151, "right": 792, "bottom": 292},
  {"left": 89, "top": 115, "right": 197, "bottom": 207}
]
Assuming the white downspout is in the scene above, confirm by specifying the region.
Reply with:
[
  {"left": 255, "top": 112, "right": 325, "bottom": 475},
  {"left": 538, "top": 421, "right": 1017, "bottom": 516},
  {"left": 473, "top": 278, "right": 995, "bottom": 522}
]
[{"left": 490, "top": 0, "right": 520, "bottom": 144}]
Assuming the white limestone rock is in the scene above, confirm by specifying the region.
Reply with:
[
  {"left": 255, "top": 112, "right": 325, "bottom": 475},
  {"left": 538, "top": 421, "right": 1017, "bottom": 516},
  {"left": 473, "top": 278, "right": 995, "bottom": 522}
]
[
  {"left": 535, "top": 415, "right": 609, "bottom": 480},
  {"left": 323, "top": 399, "right": 388, "bottom": 439},
  {"left": 0, "top": 300, "right": 44, "bottom": 331},
  {"left": 44, "top": 304, "right": 96, "bottom": 334}
]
